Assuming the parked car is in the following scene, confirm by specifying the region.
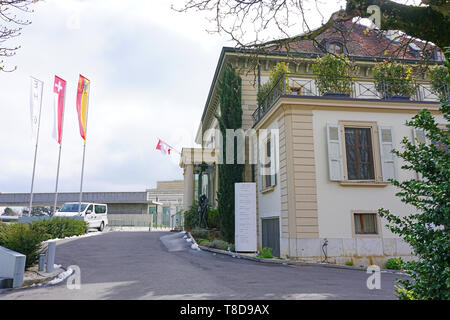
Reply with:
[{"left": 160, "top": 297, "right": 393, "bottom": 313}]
[{"left": 54, "top": 202, "right": 108, "bottom": 231}]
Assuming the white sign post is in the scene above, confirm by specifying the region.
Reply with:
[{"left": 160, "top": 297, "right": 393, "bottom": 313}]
[{"left": 235, "top": 183, "right": 257, "bottom": 252}]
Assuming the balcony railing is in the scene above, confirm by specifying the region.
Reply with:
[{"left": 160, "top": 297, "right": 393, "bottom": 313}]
[{"left": 252, "top": 73, "right": 449, "bottom": 124}]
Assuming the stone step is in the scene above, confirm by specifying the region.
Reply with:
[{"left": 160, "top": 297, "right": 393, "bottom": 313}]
[{"left": 0, "top": 277, "right": 13, "bottom": 289}]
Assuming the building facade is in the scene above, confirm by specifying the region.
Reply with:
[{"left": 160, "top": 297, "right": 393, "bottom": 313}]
[{"left": 180, "top": 22, "right": 447, "bottom": 265}]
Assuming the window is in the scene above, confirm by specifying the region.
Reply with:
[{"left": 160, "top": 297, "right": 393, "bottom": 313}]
[
  {"left": 264, "top": 138, "right": 272, "bottom": 188},
  {"left": 86, "top": 205, "right": 93, "bottom": 213},
  {"left": 260, "top": 135, "right": 276, "bottom": 190},
  {"left": 148, "top": 206, "right": 156, "bottom": 214},
  {"left": 327, "top": 121, "right": 395, "bottom": 183},
  {"left": 434, "top": 49, "right": 445, "bottom": 61},
  {"left": 328, "top": 42, "right": 344, "bottom": 55},
  {"left": 95, "top": 205, "right": 106, "bottom": 214},
  {"left": 344, "top": 127, "right": 375, "bottom": 180},
  {"left": 353, "top": 213, "right": 378, "bottom": 235}
]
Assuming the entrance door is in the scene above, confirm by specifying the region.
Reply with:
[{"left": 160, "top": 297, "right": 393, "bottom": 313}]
[{"left": 262, "top": 218, "right": 280, "bottom": 257}]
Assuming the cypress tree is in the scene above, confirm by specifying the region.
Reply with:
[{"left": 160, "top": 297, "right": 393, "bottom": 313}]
[{"left": 216, "top": 65, "right": 244, "bottom": 243}]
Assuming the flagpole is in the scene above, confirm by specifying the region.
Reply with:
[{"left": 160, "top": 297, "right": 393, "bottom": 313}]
[
  {"left": 53, "top": 143, "right": 63, "bottom": 215},
  {"left": 78, "top": 141, "right": 87, "bottom": 215},
  {"left": 29, "top": 79, "right": 43, "bottom": 217},
  {"left": 78, "top": 80, "right": 90, "bottom": 215}
]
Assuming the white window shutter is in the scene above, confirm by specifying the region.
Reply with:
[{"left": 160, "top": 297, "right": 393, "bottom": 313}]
[
  {"left": 413, "top": 128, "right": 428, "bottom": 145},
  {"left": 326, "top": 123, "right": 343, "bottom": 181},
  {"left": 378, "top": 126, "right": 396, "bottom": 181},
  {"left": 413, "top": 128, "right": 427, "bottom": 180}
]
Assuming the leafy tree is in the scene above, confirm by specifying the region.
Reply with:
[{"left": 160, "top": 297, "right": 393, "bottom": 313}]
[
  {"left": 0, "top": 0, "right": 38, "bottom": 72},
  {"left": 215, "top": 65, "right": 244, "bottom": 243},
  {"left": 176, "top": 1, "right": 449, "bottom": 55},
  {"left": 378, "top": 47, "right": 450, "bottom": 300},
  {"left": 2, "top": 207, "right": 18, "bottom": 216},
  {"left": 22, "top": 206, "right": 52, "bottom": 216}
]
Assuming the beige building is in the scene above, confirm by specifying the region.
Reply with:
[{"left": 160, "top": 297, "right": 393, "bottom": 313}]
[
  {"left": 180, "top": 23, "right": 447, "bottom": 265},
  {"left": 147, "top": 180, "right": 184, "bottom": 229}
]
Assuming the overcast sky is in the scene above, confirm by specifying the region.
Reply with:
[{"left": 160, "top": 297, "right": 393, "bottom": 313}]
[
  {"left": 0, "top": 0, "right": 236, "bottom": 193},
  {"left": 0, "top": 0, "right": 348, "bottom": 194}
]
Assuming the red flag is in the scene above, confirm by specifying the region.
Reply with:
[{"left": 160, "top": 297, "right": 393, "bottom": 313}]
[
  {"left": 156, "top": 139, "right": 171, "bottom": 155},
  {"left": 52, "top": 76, "right": 66, "bottom": 144}
]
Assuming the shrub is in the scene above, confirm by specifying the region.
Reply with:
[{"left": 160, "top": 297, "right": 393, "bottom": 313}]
[
  {"left": 207, "top": 208, "right": 220, "bottom": 229},
  {"left": 257, "top": 62, "right": 290, "bottom": 108},
  {"left": 210, "top": 239, "right": 235, "bottom": 251},
  {"left": 345, "top": 261, "right": 354, "bottom": 266},
  {"left": 0, "top": 223, "right": 44, "bottom": 269},
  {"left": 428, "top": 64, "right": 448, "bottom": 100},
  {"left": 29, "top": 218, "right": 87, "bottom": 240},
  {"left": 183, "top": 204, "right": 199, "bottom": 231},
  {"left": 312, "top": 54, "right": 357, "bottom": 95},
  {"left": 385, "top": 257, "right": 404, "bottom": 270},
  {"left": 373, "top": 61, "right": 415, "bottom": 97},
  {"left": 258, "top": 247, "right": 274, "bottom": 259}
]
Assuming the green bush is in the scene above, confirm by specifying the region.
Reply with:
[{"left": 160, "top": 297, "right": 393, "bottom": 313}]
[
  {"left": 385, "top": 257, "right": 404, "bottom": 270},
  {"left": 29, "top": 218, "right": 87, "bottom": 240},
  {"left": 183, "top": 204, "right": 199, "bottom": 231},
  {"left": 312, "top": 54, "right": 357, "bottom": 95},
  {"left": 207, "top": 208, "right": 220, "bottom": 229},
  {"left": 428, "top": 64, "right": 448, "bottom": 100},
  {"left": 0, "top": 223, "right": 44, "bottom": 269},
  {"left": 345, "top": 261, "right": 354, "bottom": 266},
  {"left": 373, "top": 61, "right": 415, "bottom": 97},
  {"left": 210, "top": 239, "right": 235, "bottom": 251},
  {"left": 257, "top": 62, "right": 290, "bottom": 108},
  {"left": 258, "top": 247, "right": 274, "bottom": 259}
]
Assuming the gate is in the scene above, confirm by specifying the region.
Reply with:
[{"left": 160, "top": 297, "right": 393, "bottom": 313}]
[{"left": 261, "top": 218, "right": 280, "bottom": 257}]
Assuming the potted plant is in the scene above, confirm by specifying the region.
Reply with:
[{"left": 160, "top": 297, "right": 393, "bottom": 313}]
[
  {"left": 373, "top": 61, "right": 416, "bottom": 100},
  {"left": 428, "top": 64, "right": 449, "bottom": 101},
  {"left": 257, "top": 62, "right": 290, "bottom": 109},
  {"left": 312, "top": 54, "right": 357, "bottom": 97}
]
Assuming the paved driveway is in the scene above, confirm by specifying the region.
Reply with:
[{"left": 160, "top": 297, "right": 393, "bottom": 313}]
[{"left": 0, "top": 231, "right": 404, "bottom": 300}]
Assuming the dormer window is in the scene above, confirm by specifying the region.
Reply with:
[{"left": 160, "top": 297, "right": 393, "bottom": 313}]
[
  {"left": 327, "top": 42, "right": 344, "bottom": 55},
  {"left": 434, "top": 49, "right": 445, "bottom": 61}
]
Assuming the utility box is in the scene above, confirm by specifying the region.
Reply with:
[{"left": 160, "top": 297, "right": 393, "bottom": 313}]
[{"left": 0, "top": 246, "right": 26, "bottom": 288}]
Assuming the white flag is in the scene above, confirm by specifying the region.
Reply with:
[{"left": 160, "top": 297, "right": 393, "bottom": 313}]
[{"left": 30, "top": 77, "right": 44, "bottom": 143}]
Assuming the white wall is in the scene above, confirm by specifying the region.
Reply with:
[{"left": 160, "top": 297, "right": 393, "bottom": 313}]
[
  {"left": 258, "top": 120, "right": 281, "bottom": 219},
  {"left": 312, "top": 109, "right": 445, "bottom": 239}
]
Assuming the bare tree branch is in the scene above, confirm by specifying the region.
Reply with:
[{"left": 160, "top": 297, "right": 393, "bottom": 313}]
[{"left": 0, "top": 0, "right": 38, "bottom": 72}]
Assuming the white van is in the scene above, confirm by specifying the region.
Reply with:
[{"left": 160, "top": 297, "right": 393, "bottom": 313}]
[{"left": 55, "top": 202, "right": 108, "bottom": 231}]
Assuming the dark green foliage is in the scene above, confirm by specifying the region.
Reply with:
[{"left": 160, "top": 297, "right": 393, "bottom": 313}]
[
  {"left": 0, "top": 223, "right": 44, "bottom": 269},
  {"left": 183, "top": 204, "right": 199, "bottom": 231},
  {"left": 190, "top": 228, "right": 221, "bottom": 241},
  {"left": 378, "top": 47, "right": 450, "bottom": 300},
  {"left": 22, "top": 206, "right": 53, "bottom": 216},
  {"left": 216, "top": 65, "right": 244, "bottom": 243},
  {"left": 385, "top": 257, "right": 404, "bottom": 270},
  {"left": 2, "top": 207, "right": 18, "bottom": 216},
  {"left": 29, "top": 218, "right": 87, "bottom": 240},
  {"left": 207, "top": 208, "right": 220, "bottom": 229},
  {"left": 0, "top": 218, "right": 88, "bottom": 269}
]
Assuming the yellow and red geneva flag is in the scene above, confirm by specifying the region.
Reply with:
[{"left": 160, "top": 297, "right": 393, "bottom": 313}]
[{"left": 76, "top": 75, "right": 90, "bottom": 141}]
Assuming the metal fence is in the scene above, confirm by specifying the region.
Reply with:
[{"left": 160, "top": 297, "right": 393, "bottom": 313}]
[
  {"left": 108, "top": 214, "right": 153, "bottom": 227},
  {"left": 253, "top": 73, "right": 449, "bottom": 124}
]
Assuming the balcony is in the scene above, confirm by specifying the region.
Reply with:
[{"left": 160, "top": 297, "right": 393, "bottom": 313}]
[{"left": 252, "top": 73, "right": 449, "bottom": 125}]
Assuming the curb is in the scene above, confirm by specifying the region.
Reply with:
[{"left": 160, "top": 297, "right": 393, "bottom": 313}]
[
  {"left": 22, "top": 267, "right": 66, "bottom": 287},
  {"left": 0, "top": 267, "right": 67, "bottom": 294},
  {"left": 189, "top": 233, "right": 407, "bottom": 275}
]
